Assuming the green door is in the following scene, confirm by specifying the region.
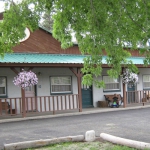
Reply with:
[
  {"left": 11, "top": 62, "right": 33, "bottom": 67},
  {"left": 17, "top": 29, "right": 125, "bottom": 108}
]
[
  {"left": 82, "top": 85, "right": 93, "bottom": 108},
  {"left": 127, "top": 83, "right": 135, "bottom": 103}
]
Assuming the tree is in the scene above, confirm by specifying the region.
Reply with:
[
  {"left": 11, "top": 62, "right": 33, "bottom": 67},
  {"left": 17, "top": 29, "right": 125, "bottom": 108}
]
[
  {"left": 39, "top": 10, "right": 53, "bottom": 31},
  {"left": 0, "top": 0, "right": 150, "bottom": 87}
]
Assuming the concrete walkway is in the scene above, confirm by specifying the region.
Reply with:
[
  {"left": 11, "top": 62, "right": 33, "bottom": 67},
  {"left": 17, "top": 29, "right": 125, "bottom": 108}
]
[{"left": 0, "top": 103, "right": 150, "bottom": 124}]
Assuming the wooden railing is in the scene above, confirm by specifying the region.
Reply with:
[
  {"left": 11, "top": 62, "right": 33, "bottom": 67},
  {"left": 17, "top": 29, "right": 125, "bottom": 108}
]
[
  {"left": 0, "top": 94, "right": 79, "bottom": 116},
  {"left": 126, "top": 90, "right": 150, "bottom": 105}
]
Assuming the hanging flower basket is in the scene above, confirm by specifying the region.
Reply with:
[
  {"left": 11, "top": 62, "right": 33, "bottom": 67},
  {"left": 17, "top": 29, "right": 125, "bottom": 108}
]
[
  {"left": 122, "top": 69, "right": 138, "bottom": 84},
  {"left": 13, "top": 69, "right": 38, "bottom": 89}
]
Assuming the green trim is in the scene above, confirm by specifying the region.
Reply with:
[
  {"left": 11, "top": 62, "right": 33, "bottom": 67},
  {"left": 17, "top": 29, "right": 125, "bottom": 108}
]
[
  {"left": 103, "top": 90, "right": 121, "bottom": 93},
  {"left": 0, "top": 96, "right": 8, "bottom": 98},
  {"left": 0, "top": 76, "right": 7, "bottom": 98},
  {"left": 50, "top": 76, "right": 73, "bottom": 95},
  {"left": 143, "top": 89, "right": 150, "bottom": 90},
  {"left": 51, "top": 92, "right": 73, "bottom": 95},
  {"left": 102, "top": 75, "right": 121, "bottom": 93}
]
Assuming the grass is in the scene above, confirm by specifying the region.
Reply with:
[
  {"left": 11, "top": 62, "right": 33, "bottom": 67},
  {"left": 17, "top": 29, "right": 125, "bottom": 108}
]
[{"left": 26, "top": 141, "right": 149, "bottom": 150}]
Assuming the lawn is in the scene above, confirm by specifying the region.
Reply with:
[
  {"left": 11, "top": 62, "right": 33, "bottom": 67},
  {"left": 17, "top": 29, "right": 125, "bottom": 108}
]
[{"left": 27, "top": 141, "right": 142, "bottom": 150}]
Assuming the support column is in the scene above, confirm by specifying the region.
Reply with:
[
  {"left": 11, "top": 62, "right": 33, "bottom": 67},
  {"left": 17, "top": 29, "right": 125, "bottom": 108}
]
[
  {"left": 21, "top": 88, "right": 26, "bottom": 117},
  {"left": 122, "top": 67, "right": 126, "bottom": 108},
  {"left": 77, "top": 70, "right": 82, "bottom": 112},
  {"left": 123, "top": 83, "right": 126, "bottom": 108},
  {"left": 69, "top": 67, "right": 82, "bottom": 112},
  {"left": 10, "top": 67, "right": 34, "bottom": 118}
]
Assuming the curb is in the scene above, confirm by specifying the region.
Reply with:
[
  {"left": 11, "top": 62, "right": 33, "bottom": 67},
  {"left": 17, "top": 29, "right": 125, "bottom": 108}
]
[
  {"left": 100, "top": 133, "right": 150, "bottom": 150},
  {"left": 4, "top": 135, "right": 84, "bottom": 150},
  {"left": 0, "top": 105, "right": 150, "bottom": 124},
  {"left": 4, "top": 132, "right": 150, "bottom": 150}
]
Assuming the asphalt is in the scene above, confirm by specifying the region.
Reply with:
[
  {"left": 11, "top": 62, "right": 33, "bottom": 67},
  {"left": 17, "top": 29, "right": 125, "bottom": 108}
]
[
  {"left": 1, "top": 104, "right": 150, "bottom": 150},
  {"left": 0, "top": 104, "right": 150, "bottom": 124}
]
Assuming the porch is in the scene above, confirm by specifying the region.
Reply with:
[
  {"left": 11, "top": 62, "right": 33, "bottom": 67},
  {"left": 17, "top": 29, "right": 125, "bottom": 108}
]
[
  {"left": 0, "top": 103, "right": 150, "bottom": 123},
  {"left": 0, "top": 90, "right": 150, "bottom": 120}
]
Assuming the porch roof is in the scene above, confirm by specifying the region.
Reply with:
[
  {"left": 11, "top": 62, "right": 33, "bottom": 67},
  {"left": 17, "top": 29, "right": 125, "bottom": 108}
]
[{"left": 0, "top": 53, "right": 145, "bottom": 65}]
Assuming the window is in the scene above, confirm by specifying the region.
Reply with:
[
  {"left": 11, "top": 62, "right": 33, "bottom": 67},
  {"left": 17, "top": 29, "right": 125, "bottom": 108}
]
[
  {"left": 143, "top": 75, "right": 150, "bottom": 89},
  {"left": 103, "top": 76, "right": 120, "bottom": 92},
  {"left": 0, "top": 77, "right": 7, "bottom": 96},
  {"left": 50, "top": 76, "right": 72, "bottom": 94}
]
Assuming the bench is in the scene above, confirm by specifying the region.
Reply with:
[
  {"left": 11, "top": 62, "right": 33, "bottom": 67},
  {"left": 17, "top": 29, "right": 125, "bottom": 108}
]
[
  {"left": 142, "top": 97, "right": 149, "bottom": 106},
  {"left": 104, "top": 94, "right": 123, "bottom": 107},
  {"left": 142, "top": 91, "right": 150, "bottom": 106},
  {"left": 0, "top": 102, "right": 10, "bottom": 114}
]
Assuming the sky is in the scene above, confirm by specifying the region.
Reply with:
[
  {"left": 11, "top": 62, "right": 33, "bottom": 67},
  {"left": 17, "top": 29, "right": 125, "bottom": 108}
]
[
  {"left": 0, "top": 1, "right": 4, "bottom": 12},
  {"left": 0, "top": 0, "right": 21, "bottom": 12},
  {"left": 0, "top": 0, "right": 149, "bottom": 46}
]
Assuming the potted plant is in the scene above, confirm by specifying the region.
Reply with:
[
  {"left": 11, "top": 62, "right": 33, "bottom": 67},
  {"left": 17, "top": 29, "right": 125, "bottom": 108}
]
[
  {"left": 122, "top": 69, "right": 138, "bottom": 84},
  {"left": 13, "top": 69, "right": 38, "bottom": 88}
]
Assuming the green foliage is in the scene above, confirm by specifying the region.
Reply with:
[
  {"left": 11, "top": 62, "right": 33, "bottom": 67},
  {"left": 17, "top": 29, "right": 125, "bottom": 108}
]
[
  {"left": 39, "top": 10, "right": 53, "bottom": 31},
  {"left": 26, "top": 142, "right": 140, "bottom": 150},
  {"left": 110, "top": 145, "right": 136, "bottom": 150},
  {"left": 1, "top": 0, "right": 150, "bottom": 87}
]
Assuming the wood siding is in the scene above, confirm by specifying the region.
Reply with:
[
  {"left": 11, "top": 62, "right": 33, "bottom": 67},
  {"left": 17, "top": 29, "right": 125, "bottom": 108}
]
[
  {"left": 12, "top": 28, "right": 144, "bottom": 57},
  {"left": 13, "top": 28, "right": 81, "bottom": 55},
  {"left": 0, "top": 11, "right": 145, "bottom": 57}
]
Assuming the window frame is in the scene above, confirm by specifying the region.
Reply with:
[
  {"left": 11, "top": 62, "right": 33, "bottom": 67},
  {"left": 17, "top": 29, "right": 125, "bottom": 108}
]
[
  {"left": 0, "top": 76, "right": 7, "bottom": 98},
  {"left": 50, "top": 76, "right": 72, "bottom": 94},
  {"left": 102, "top": 75, "right": 120, "bottom": 92},
  {"left": 142, "top": 74, "right": 150, "bottom": 90}
]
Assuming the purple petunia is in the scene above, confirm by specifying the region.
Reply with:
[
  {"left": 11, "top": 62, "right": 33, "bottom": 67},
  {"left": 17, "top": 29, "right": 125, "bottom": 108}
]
[
  {"left": 122, "top": 69, "right": 138, "bottom": 84},
  {"left": 13, "top": 69, "right": 38, "bottom": 89}
]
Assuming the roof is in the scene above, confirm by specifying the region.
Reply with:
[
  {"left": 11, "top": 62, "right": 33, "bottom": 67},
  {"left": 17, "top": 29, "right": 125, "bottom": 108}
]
[
  {"left": 0, "top": 53, "right": 85, "bottom": 64},
  {"left": 0, "top": 53, "right": 145, "bottom": 65}
]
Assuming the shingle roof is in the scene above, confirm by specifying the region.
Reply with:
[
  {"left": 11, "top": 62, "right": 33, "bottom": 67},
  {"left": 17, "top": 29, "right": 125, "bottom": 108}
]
[{"left": 0, "top": 53, "right": 145, "bottom": 65}]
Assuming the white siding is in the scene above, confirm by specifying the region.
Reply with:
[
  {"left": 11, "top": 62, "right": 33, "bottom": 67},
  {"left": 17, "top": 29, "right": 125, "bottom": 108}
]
[{"left": 1, "top": 67, "right": 150, "bottom": 108}]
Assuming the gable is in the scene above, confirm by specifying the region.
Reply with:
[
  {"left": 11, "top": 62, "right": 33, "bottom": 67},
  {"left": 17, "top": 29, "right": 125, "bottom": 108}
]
[{"left": 12, "top": 28, "right": 81, "bottom": 55}]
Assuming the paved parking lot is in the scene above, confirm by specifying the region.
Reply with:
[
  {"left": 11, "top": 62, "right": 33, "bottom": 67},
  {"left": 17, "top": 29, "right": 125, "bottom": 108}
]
[{"left": 0, "top": 107, "right": 150, "bottom": 149}]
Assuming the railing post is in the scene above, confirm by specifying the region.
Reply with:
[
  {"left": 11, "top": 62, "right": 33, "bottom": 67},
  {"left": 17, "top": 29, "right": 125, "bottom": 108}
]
[{"left": 53, "top": 96, "right": 55, "bottom": 115}]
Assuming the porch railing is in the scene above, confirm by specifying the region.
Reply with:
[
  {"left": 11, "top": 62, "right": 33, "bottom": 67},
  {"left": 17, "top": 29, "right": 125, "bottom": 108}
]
[
  {"left": 0, "top": 94, "right": 79, "bottom": 116},
  {"left": 126, "top": 90, "right": 150, "bottom": 105}
]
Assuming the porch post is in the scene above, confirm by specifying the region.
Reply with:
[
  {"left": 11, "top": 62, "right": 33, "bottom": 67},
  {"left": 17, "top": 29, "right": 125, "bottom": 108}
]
[
  {"left": 21, "top": 88, "right": 26, "bottom": 117},
  {"left": 122, "top": 67, "right": 126, "bottom": 108},
  {"left": 69, "top": 67, "right": 83, "bottom": 112},
  {"left": 77, "top": 69, "right": 82, "bottom": 112},
  {"left": 123, "top": 83, "right": 126, "bottom": 108},
  {"left": 20, "top": 67, "right": 26, "bottom": 117}
]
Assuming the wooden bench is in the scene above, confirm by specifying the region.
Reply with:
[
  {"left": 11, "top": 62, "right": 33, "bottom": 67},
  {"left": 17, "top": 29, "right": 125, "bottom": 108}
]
[
  {"left": 0, "top": 102, "right": 10, "bottom": 114},
  {"left": 142, "top": 91, "right": 150, "bottom": 106},
  {"left": 104, "top": 94, "right": 123, "bottom": 107},
  {"left": 142, "top": 97, "right": 149, "bottom": 106}
]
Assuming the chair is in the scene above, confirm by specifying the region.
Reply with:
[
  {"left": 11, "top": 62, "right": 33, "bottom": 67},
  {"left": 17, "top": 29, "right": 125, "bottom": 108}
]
[{"left": 0, "top": 101, "right": 10, "bottom": 114}]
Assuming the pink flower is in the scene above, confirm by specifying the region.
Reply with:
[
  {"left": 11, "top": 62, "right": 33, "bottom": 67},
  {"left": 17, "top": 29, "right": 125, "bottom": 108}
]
[
  {"left": 122, "top": 69, "right": 138, "bottom": 84},
  {"left": 13, "top": 69, "right": 38, "bottom": 89}
]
